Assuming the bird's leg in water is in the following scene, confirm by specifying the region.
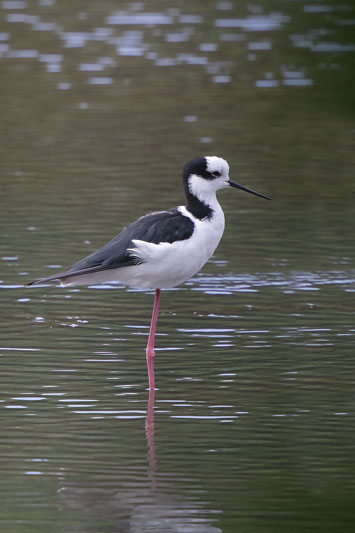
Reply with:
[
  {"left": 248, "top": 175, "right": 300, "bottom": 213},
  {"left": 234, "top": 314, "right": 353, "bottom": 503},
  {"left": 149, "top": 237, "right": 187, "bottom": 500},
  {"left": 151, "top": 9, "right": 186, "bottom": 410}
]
[{"left": 146, "top": 288, "right": 161, "bottom": 390}]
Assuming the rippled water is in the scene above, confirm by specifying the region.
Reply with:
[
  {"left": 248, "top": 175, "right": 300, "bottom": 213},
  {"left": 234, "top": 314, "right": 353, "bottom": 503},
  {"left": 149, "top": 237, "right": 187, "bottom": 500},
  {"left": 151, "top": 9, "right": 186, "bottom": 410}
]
[{"left": 1, "top": 0, "right": 355, "bottom": 531}]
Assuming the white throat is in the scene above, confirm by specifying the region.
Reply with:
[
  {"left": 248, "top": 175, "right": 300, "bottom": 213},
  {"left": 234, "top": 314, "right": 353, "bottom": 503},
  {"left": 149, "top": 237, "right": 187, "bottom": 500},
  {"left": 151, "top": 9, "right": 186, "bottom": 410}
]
[{"left": 188, "top": 174, "right": 227, "bottom": 212}]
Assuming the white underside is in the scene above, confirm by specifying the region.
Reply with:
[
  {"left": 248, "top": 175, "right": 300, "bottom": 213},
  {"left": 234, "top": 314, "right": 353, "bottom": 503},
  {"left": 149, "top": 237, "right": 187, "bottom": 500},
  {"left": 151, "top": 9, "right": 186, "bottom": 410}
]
[{"left": 61, "top": 203, "right": 225, "bottom": 289}]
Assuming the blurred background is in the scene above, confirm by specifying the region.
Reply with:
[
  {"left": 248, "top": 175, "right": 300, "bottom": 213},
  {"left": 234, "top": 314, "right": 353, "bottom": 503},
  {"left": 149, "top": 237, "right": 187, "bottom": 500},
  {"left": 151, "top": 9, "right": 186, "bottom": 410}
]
[{"left": 1, "top": 0, "right": 355, "bottom": 531}]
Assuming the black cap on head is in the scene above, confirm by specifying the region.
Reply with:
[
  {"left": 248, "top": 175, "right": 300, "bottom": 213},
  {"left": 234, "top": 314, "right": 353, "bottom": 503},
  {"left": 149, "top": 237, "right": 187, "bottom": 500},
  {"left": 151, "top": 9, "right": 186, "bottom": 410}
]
[{"left": 183, "top": 157, "right": 210, "bottom": 181}]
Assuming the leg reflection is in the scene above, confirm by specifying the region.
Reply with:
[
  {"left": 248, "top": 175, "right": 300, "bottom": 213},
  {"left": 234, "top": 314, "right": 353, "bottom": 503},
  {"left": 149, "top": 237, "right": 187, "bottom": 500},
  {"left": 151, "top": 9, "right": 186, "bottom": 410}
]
[{"left": 145, "top": 388, "right": 157, "bottom": 485}]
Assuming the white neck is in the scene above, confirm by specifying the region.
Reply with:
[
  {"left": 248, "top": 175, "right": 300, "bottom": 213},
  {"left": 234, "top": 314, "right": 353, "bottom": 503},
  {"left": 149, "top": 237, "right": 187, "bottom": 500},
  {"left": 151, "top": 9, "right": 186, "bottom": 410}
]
[{"left": 188, "top": 175, "right": 221, "bottom": 210}]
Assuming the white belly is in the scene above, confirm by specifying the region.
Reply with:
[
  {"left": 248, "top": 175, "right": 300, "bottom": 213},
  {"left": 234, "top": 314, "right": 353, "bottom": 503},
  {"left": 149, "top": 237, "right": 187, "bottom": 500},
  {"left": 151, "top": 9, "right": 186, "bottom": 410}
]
[{"left": 62, "top": 205, "right": 225, "bottom": 289}]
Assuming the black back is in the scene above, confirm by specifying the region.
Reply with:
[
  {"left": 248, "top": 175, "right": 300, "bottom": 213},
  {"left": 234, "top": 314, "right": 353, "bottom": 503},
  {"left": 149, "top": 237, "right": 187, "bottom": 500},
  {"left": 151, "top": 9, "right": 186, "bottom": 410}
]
[{"left": 66, "top": 207, "right": 194, "bottom": 274}]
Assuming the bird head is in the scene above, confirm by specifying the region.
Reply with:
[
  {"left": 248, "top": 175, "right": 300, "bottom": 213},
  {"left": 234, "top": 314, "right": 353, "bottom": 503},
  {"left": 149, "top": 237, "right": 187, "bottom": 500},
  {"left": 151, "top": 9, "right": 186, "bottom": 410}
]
[{"left": 183, "top": 156, "right": 271, "bottom": 201}]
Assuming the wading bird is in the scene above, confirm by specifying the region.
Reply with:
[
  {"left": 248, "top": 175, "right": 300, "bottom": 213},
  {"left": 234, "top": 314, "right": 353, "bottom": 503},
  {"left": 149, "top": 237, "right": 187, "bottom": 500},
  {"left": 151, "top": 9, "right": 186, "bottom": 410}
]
[{"left": 27, "top": 156, "right": 271, "bottom": 389}]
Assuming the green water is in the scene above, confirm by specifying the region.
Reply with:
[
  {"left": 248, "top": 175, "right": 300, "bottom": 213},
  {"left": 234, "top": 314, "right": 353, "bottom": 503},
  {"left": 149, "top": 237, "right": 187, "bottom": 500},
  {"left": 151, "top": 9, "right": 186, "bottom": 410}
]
[{"left": 1, "top": 0, "right": 355, "bottom": 531}]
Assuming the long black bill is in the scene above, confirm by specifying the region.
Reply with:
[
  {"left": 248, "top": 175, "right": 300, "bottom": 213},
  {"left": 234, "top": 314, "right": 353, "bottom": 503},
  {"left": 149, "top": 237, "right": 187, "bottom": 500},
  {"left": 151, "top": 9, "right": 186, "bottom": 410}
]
[{"left": 228, "top": 180, "right": 272, "bottom": 200}]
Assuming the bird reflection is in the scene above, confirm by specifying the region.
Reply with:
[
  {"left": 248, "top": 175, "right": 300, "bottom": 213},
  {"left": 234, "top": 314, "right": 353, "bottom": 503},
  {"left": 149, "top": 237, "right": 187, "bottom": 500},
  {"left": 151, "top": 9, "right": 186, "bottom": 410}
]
[{"left": 55, "top": 390, "right": 222, "bottom": 532}]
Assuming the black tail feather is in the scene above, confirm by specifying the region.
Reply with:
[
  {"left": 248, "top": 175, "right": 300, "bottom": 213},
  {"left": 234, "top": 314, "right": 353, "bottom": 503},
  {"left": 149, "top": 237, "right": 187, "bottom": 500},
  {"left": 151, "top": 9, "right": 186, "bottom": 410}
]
[{"left": 25, "top": 264, "right": 109, "bottom": 287}]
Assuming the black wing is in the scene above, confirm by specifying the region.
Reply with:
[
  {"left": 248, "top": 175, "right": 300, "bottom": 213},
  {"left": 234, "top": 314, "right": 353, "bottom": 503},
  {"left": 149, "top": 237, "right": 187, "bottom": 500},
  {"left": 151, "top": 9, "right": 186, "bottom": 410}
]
[{"left": 26, "top": 208, "right": 194, "bottom": 285}]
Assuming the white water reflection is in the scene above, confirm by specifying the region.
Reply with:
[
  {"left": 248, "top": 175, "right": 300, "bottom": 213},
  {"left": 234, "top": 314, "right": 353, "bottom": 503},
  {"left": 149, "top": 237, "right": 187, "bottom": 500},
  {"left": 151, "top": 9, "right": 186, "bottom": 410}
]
[
  {"left": 106, "top": 13, "right": 174, "bottom": 25},
  {"left": 1, "top": 0, "right": 354, "bottom": 92},
  {"left": 215, "top": 14, "right": 290, "bottom": 31},
  {"left": 189, "top": 269, "right": 355, "bottom": 294}
]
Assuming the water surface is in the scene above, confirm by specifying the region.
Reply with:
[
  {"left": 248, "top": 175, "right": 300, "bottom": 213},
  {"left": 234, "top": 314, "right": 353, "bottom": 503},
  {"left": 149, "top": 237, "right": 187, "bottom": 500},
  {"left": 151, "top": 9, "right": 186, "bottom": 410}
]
[{"left": 1, "top": 0, "right": 355, "bottom": 531}]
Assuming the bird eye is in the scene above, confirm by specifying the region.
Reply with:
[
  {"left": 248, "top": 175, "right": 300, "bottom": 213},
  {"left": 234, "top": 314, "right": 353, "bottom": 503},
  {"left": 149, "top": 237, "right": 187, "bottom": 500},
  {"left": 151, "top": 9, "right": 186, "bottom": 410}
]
[{"left": 212, "top": 171, "right": 221, "bottom": 177}]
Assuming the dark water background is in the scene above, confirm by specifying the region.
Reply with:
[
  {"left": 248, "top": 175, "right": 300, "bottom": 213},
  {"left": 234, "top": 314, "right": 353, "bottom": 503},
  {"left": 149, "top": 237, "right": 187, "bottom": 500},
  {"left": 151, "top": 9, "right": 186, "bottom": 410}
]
[{"left": 1, "top": 1, "right": 355, "bottom": 531}]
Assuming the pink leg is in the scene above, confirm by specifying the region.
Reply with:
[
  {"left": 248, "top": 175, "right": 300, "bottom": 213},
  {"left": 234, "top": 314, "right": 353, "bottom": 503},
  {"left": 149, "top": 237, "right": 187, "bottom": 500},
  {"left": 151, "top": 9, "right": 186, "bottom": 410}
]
[{"left": 146, "top": 288, "right": 161, "bottom": 390}]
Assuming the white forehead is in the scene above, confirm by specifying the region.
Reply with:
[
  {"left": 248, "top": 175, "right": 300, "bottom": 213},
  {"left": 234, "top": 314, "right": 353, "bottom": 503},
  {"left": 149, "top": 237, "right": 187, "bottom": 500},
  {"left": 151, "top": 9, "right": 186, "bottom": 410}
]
[{"left": 205, "top": 156, "right": 229, "bottom": 175}]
